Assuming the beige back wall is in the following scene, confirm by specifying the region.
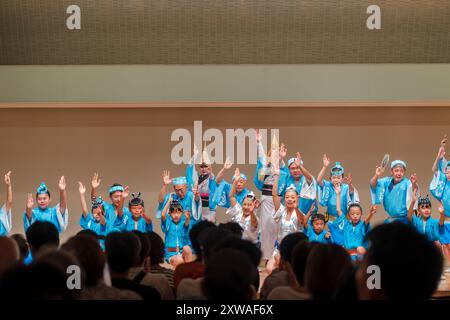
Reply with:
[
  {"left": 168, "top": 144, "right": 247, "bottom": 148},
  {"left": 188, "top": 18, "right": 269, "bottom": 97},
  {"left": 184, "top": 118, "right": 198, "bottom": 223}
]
[{"left": 1, "top": 106, "right": 449, "bottom": 242}]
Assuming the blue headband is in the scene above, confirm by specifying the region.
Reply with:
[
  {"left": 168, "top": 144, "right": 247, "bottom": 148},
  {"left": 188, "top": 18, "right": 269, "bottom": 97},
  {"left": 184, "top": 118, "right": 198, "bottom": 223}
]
[
  {"left": 288, "top": 157, "right": 304, "bottom": 167},
  {"left": 390, "top": 160, "right": 406, "bottom": 170},
  {"left": 232, "top": 173, "right": 247, "bottom": 182},
  {"left": 172, "top": 176, "right": 187, "bottom": 186},
  {"left": 109, "top": 185, "right": 124, "bottom": 194},
  {"left": 37, "top": 182, "right": 49, "bottom": 195},
  {"left": 331, "top": 162, "right": 344, "bottom": 176}
]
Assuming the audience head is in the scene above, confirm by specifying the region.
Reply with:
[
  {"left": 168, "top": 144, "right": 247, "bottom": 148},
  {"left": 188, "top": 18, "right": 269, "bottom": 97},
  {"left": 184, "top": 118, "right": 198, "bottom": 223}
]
[
  {"left": 218, "top": 222, "right": 243, "bottom": 238},
  {"left": 279, "top": 232, "right": 308, "bottom": 268},
  {"left": 25, "top": 221, "right": 59, "bottom": 255},
  {"left": 146, "top": 232, "right": 165, "bottom": 266},
  {"left": 105, "top": 232, "right": 141, "bottom": 274},
  {"left": 189, "top": 221, "right": 215, "bottom": 261},
  {"left": 131, "top": 230, "right": 151, "bottom": 267},
  {"left": 0, "top": 236, "right": 19, "bottom": 276},
  {"left": 291, "top": 241, "right": 317, "bottom": 287},
  {"left": 9, "top": 234, "right": 29, "bottom": 264}
]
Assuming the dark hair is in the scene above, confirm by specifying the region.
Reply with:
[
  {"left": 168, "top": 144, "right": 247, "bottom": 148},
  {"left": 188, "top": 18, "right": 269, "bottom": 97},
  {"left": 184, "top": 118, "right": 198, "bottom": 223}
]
[
  {"left": 363, "top": 222, "right": 443, "bottom": 299},
  {"left": 145, "top": 232, "right": 165, "bottom": 265},
  {"left": 333, "top": 266, "right": 358, "bottom": 300},
  {"left": 10, "top": 233, "right": 29, "bottom": 262},
  {"left": 348, "top": 203, "right": 363, "bottom": 212},
  {"left": 311, "top": 213, "right": 326, "bottom": 224},
  {"left": 0, "top": 262, "right": 73, "bottom": 300},
  {"left": 169, "top": 200, "right": 183, "bottom": 213},
  {"left": 76, "top": 229, "right": 101, "bottom": 241},
  {"left": 105, "top": 232, "right": 141, "bottom": 273},
  {"left": 129, "top": 193, "right": 145, "bottom": 208},
  {"left": 291, "top": 241, "right": 318, "bottom": 286},
  {"left": 218, "top": 222, "right": 243, "bottom": 238},
  {"left": 197, "top": 228, "right": 232, "bottom": 261},
  {"left": 26, "top": 221, "right": 59, "bottom": 253},
  {"left": 189, "top": 221, "right": 215, "bottom": 260},
  {"left": 212, "top": 237, "right": 262, "bottom": 289},
  {"left": 132, "top": 230, "right": 151, "bottom": 266},
  {"left": 203, "top": 249, "right": 256, "bottom": 300},
  {"left": 279, "top": 232, "right": 308, "bottom": 265},
  {"left": 60, "top": 235, "right": 105, "bottom": 287},
  {"left": 304, "top": 243, "right": 352, "bottom": 299}
]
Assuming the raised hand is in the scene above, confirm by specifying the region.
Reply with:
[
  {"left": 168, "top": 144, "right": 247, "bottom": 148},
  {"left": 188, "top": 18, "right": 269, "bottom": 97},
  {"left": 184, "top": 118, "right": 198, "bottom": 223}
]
[
  {"left": 375, "top": 165, "right": 384, "bottom": 177},
  {"left": 122, "top": 186, "right": 130, "bottom": 198},
  {"left": 323, "top": 154, "right": 331, "bottom": 167},
  {"left": 99, "top": 210, "right": 106, "bottom": 226},
  {"left": 439, "top": 202, "right": 444, "bottom": 215},
  {"left": 410, "top": 173, "right": 418, "bottom": 187},
  {"left": 185, "top": 209, "right": 191, "bottom": 220},
  {"left": 234, "top": 168, "right": 241, "bottom": 181},
  {"left": 279, "top": 144, "right": 287, "bottom": 159},
  {"left": 91, "top": 173, "right": 101, "bottom": 189},
  {"left": 325, "top": 231, "right": 331, "bottom": 239},
  {"left": 295, "top": 152, "right": 302, "bottom": 166},
  {"left": 343, "top": 173, "right": 353, "bottom": 186},
  {"left": 255, "top": 129, "right": 262, "bottom": 143},
  {"left": 59, "top": 176, "right": 66, "bottom": 191},
  {"left": 26, "top": 193, "right": 34, "bottom": 209},
  {"left": 78, "top": 182, "right": 86, "bottom": 194},
  {"left": 441, "top": 134, "right": 448, "bottom": 148},
  {"left": 334, "top": 183, "right": 341, "bottom": 195},
  {"left": 370, "top": 205, "right": 378, "bottom": 216},
  {"left": 4, "top": 171, "right": 11, "bottom": 186},
  {"left": 223, "top": 157, "right": 233, "bottom": 170},
  {"left": 162, "top": 170, "right": 172, "bottom": 186}
]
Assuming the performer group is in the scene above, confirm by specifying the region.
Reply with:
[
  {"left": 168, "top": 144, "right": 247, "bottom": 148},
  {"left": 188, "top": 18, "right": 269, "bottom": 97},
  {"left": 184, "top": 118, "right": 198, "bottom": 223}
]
[{"left": 1, "top": 132, "right": 450, "bottom": 273}]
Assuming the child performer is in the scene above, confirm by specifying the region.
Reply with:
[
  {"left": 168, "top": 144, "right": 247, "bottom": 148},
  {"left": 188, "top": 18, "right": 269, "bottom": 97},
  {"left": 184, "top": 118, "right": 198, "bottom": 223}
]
[
  {"left": 408, "top": 193, "right": 444, "bottom": 243},
  {"left": 281, "top": 152, "right": 317, "bottom": 213},
  {"left": 370, "top": 159, "right": 417, "bottom": 223},
  {"left": 317, "top": 155, "right": 359, "bottom": 244},
  {"left": 0, "top": 171, "right": 12, "bottom": 236},
  {"left": 214, "top": 158, "right": 251, "bottom": 208},
  {"left": 303, "top": 207, "right": 332, "bottom": 244},
  {"left": 335, "top": 184, "right": 376, "bottom": 261},
  {"left": 254, "top": 129, "right": 287, "bottom": 262},
  {"left": 429, "top": 134, "right": 450, "bottom": 263},
  {"left": 161, "top": 193, "right": 193, "bottom": 267},
  {"left": 225, "top": 168, "right": 259, "bottom": 244},
  {"left": 122, "top": 192, "right": 153, "bottom": 232},
  {"left": 24, "top": 176, "right": 68, "bottom": 233},
  {"left": 79, "top": 181, "right": 108, "bottom": 236},
  {"left": 266, "top": 165, "right": 304, "bottom": 274},
  {"left": 90, "top": 173, "right": 130, "bottom": 231},
  {"left": 186, "top": 147, "right": 217, "bottom": 222}
]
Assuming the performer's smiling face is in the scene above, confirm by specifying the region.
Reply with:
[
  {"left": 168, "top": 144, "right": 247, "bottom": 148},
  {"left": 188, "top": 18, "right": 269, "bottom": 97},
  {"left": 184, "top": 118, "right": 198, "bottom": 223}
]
[
  {"left": 419, "top": 204, "right": 432, "bottom": 218},
  {"left": 174, "top": 184, "right": 187, "bottom": 199},
  {"left": 289, "top": 163, "right": 302, "bottom": 179},
  {"left": 331, "top": 174, "right": 343, "bottom": 185},
  {"left": 284, "top": 190, "right": 298, "bottom": 209},
  {"left": 391, "top": 166, "right": 405, "bottom": 182},
  {"left": 36, "top": 193, "right": 50, "bottom": 209},
  {"left": 170, "top": 208, "right": 183, "bottom": 223},
  {"left": 130, "top": 204, "right": 144, "bottom": 219},
  {"left": 348, "top": 206, "right": 362, "bottom": 224},
  {"left": 242, "top": 197, "right": 255, "bottom": 216},
  {"left": 110, "top": 191, "right": 122, "bottom": 207}
]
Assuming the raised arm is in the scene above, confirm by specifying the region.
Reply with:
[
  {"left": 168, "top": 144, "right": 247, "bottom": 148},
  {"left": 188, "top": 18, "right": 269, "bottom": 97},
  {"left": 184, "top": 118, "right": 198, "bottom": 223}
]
[
  {"left": 344, "top": 173, "right": 355, "bottom": 194},
  {"left": 117, "top": 186, "right": 129, "bottom": 218},
  {"left": 184, "top": 209, "right": 191, "bottom": 228},
  {"left": 90, "top": 173, "right": 101, "bottom": 200},
  {"left": 78, "top": 182, "right": 88, "bottom": 217},
  {"left": 316, "top": 154, "right": 330, "bottom": 187},
  {"left": 302, "top": 204, "right": 315, "bottom": 229},
  {"left": 25, "top": 193, "right": 34, "bottom": 220},
  {"left": 295, "top": 153, "right": 313, "bottom": 184},
  {"left": 215, "top": 157, "right": 233, "bottom": 184},
  {"left": 365, "top": 205, "right": 377, "bottom": 225},
  {"left": 407, "top": 176, "right": 418, "bottom": 223},
  {"left": 250, "top": 210, "right": 258, "bottom": 229},
  {"left": 161, "top": 193, "right": 173, "bottom": 222},
  {"left": 229, "top": 168, "right": 241, "bottom": 207},
  {"left": 335, "top": 184, "right": 343, "bottom": 217},
  {"left": 158, "top": 170, "right": 172, "bottom": 204},
  {"left": 370, "top": 166, "right": 384, "bottom": 189},
  {"left": 432, "top": 135, "right": 447, "bottom": 172},
  {"left": 4, "top": 171, "right": 12, "bottom": 212},
  {"left": 58, "top": 176, "right": 67, "bottom": 214},
  {"left": 438, "top": 202, "right": 445, "bottom": 227},
  {"left": 272, "top": 165, "right": 282, "bottom": 212}
]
